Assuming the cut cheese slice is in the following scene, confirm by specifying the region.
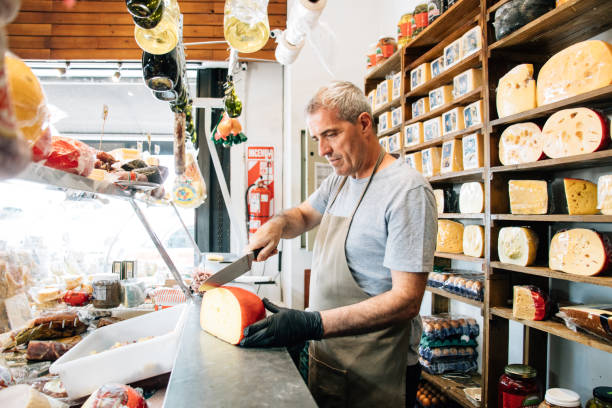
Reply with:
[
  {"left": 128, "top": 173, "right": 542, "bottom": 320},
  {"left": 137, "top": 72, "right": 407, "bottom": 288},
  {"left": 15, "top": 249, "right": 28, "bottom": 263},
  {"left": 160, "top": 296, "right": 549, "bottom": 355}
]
[
  {"left": 597, "top": 175, "right": 612, "bottom": 215},
  {"left": 508, "top": 180, "right": 548, "bottom": 215},
  {"left": 513, "top": 286, "right": 549, "bottom": 321},
  {"left": 537, "top": 40, "right": 612, "bottom": 106},
  {"left": 437, "top": 220, "right": 464, "bottom": 254},
  {"left": 459, "top": 182, "right": 484, "bottom": 213},
  {"left": 433, "top": 189, "right": 445, "bottom": 214},
  {"left": 496, "top": 64, "right": 537, "bottom": 118},
  {"left": 499, "top": 122, "right": 544, "bottom": 165},
  {"left": 429, "top": 85, "right": 453, "bottom": 111},
  {"left": 440, "top": 139, "right": 463, "bottom": 174},
  {"left": 442, "top": 107, "right": 465, "bottom": 135},
  {"left": 463, "top": 99, "right": 483, "bottom": 128},
  {"left": 549, "top": 229, "right": 612, "bottom": 276},
  {"left": 463, "top": 225, "right": 484, "bottom": 258},
  {"left": 462, "top": 133, "right": 484, "bottom": 170},
  {"left": 404, "top": 122, "right": 424, "bottom": 147},
  {"left": 561, "top": 178, "right": 598, "bottom": 215},
  {"left": 424, "top": 117, "right": 442, "bottom": 141},
  {"left": 412, "top": 97, "right": 430, "bottom": 119},
  {"left": 410, "top": 63, "right": 431, "bottom": 90},
  {"left": 498, "top": 227, "right": 539, "bottom": 266},
  {"left": 405, "top": 152, "right": 423, "bottom": 172},
  {"left": 422, "top": 147, "right": 441, "bottom": 177},
  {"left": 200, "top": 286, "right": 266, "bottom": 345},
  {"left": 542, "top": 108, "right": 609, "bottom": 159}
]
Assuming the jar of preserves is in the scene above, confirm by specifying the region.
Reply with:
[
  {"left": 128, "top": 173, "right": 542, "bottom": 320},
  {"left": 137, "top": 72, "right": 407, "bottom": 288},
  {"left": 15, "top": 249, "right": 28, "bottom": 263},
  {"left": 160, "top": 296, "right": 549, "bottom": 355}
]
[
  {"left": 587, "top": 387, "right": 612, "bottom": 408},
  {"left": 538, "top": 388, "right": 581, "bottom": 408},
  {"left": 499, "top": 364, "right": 542, "bottom": 408},
  {"left": 412, "top": 3, "right": 429, "bottom": 36},
  {"left": 397, "top": 13, "right": 414, "bottom": 48},
  {"left": 366, "top": 43, "right": 377, "bottom": 69},
  {"left": 92, "top": 275, "right": 121, "bottom": 309},
  {"left": 375, "top": 36, "right": 397, "bottom": 65}
]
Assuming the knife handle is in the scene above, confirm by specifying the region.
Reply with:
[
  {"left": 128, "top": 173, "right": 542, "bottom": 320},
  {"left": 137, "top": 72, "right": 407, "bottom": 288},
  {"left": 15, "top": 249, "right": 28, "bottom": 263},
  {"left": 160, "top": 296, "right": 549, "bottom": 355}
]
[{"left": 252, "top": 247, "right": 262, "bottom": 260}]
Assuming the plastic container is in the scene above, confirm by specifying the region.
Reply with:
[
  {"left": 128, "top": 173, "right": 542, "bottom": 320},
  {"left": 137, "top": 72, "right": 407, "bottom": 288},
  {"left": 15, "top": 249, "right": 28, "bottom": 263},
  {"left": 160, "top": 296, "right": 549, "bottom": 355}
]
[
  {"left": 499, "top": 364, "right": 542, "bottom": 408},
  {"left": 538, "top": 388, "right": 581, "bottom": 408},
  {"left": 587, "top": 387, "right": 612, "bottom": 408},
  {"left": 397, "top": 13, "right": 414, "bottom": 48},
  {"left": 50, "top": 304, "right": 187, "bottom": 399},
  {"left": 375, "top": 36, "right": 397, "bottom": 64},
  {"left": 366, "top": 42, "right": 377, "bottom": 69}
]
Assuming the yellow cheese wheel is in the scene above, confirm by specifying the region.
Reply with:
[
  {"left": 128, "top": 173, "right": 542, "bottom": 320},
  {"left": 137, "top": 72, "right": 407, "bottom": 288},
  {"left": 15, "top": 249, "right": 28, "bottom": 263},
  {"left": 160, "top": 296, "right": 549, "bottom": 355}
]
[
  {"left": 436, "top": 220, "right": 464, "bottom": 254},
  {"left": 498, "top": 227, "right": 539, "bottom": 266}
]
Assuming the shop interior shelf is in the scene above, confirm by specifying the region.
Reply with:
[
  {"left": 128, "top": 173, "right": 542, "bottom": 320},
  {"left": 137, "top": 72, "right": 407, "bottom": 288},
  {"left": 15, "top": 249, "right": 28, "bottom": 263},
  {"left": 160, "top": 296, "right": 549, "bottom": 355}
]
[
  {"left": 404, "top": 125, "right": 483, "bottom": 154},
  {"left": 434, "top": 252, "right": 485, "bottom": 263},
  {"left": 365, "top": 49, "right": 401, "bottom": 81},
  {"left": 428, "top": 168, "right": 484, "bottom": 184},
  {"left": 490, "top": 262, "right": 612, "bottom": 288},
  {"left": 490, "top": 307, "right": 612, "bottom": 354},
  {"left": 426, "top": 286, "right": 484, "bottom": 310},
  {"left": 373, "top": 97, "right": 401, "bottom": 117},
  {"left": 378, "top": 124, "right": 402, "bottom": 138},
  {"left": 438, "top": 213, "right": 484, "bottom": 219},
  {"left": 490, "top": 150, "right": 612, "bottom": 174},
  {"left": 488, "top": 0, "right": 612, "bottom": 55},
  {"left": 405, "top": 87, "right": 483, "bottom": 126},
  {"left": 421, "top": 371, "right": 481, "bottom": 408},
  {"left": 489, "top": 85, "right": 612, "bottom": 128},
  {"left": 491, "top": 214, "right": 612, "bottom": 223},
  {"left": 406, "top": 0, "right": 481, "bottom": 49}
]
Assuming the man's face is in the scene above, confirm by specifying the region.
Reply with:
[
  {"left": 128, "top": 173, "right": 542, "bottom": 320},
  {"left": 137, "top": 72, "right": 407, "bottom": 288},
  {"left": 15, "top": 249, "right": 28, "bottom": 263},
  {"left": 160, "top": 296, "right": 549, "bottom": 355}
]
[{"left": 307, "top": 109, "right": 370, "bottom": 177}]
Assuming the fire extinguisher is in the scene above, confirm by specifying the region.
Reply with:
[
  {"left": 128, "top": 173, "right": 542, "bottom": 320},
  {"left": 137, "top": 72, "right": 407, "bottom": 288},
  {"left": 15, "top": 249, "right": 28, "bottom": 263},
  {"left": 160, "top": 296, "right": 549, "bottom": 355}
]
[{"left": 246, "top": 179, "right": 272, "bottom": 238}]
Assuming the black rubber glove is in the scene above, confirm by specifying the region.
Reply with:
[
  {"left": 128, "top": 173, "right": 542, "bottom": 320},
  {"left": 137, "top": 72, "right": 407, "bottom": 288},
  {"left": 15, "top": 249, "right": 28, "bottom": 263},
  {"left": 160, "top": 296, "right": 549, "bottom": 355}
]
[{"left": 239, "top": 298, "right": 324, "bottom": 348}]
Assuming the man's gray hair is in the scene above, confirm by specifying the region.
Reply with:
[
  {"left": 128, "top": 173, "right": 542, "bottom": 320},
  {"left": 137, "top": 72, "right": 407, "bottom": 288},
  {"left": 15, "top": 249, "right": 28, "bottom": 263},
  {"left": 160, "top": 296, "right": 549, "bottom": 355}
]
[{"left": 305, "top": 81, "right": 372, "bottom": 124}]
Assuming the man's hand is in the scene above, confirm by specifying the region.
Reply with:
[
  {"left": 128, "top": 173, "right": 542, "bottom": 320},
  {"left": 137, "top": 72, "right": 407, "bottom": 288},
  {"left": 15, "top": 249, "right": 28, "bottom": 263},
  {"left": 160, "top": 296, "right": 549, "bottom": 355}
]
[
  {"left": 248, "top": 218, "right": 283, "bottom": 261},
  {"left": 240, "top": 299, "right": 324, "bottom": 348}
]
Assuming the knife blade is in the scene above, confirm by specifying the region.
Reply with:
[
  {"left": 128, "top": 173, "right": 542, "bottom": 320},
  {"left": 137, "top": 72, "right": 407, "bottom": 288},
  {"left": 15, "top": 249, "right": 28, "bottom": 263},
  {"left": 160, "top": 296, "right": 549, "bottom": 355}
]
[{"left": 199, "top": 248, "right": 262, "bottom": 291}]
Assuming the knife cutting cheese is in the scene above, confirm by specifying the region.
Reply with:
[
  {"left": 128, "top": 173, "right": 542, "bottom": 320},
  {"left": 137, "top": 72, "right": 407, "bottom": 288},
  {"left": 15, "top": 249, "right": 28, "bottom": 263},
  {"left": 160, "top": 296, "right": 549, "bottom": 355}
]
[{"left": 198, "top": 248, "right": 262, "bottom": 292}]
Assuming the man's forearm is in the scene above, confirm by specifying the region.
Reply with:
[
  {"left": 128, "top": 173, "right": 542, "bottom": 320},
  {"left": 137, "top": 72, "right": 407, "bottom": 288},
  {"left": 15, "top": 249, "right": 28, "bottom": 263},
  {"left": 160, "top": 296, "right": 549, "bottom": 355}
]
[{"left": 272, "top": 207, "right": 315, "bottom": 239}]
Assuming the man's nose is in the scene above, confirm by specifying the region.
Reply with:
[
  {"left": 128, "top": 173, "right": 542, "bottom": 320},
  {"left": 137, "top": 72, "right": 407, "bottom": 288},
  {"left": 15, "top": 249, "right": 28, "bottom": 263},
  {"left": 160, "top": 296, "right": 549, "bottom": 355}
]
[{"left": 318, "top": 139, "right": 332, "bottom": 157}]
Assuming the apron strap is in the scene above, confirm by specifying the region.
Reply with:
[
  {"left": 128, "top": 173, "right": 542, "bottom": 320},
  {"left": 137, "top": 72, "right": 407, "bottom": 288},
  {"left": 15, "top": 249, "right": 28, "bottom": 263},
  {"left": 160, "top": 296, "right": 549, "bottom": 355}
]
[{"left": 349, "top": 148, "right": 385, "bottom": 220}]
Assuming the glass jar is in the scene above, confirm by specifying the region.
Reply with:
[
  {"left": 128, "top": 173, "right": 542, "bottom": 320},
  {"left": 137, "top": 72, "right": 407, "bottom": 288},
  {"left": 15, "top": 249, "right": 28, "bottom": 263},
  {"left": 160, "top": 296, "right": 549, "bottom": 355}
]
[
  {"left": 412, "top": 3, "right": 429, "bottom": 36},
  {"left": 499, "top": 364, "right": 542, "bottom": 408},
  {"left": 375, "top": 36, "right": 397, "bottom": 65},
  {"left": 92, "top": 275, "right": 121, "bottom": 309},
  {"left": 587, "top": 387, "right": 612, "bottom": 408},
  {"left": 366, "top": 42, "right": 377, "bottom": 69},
  {"left": 224, "top": 0, "right": 270, "bottom": 53},
  {"left": 397, "top": 13, "right": 414, "bottom": 48},
  {"left": 538, "top": 388, "right": 581, "bottom": 408}
]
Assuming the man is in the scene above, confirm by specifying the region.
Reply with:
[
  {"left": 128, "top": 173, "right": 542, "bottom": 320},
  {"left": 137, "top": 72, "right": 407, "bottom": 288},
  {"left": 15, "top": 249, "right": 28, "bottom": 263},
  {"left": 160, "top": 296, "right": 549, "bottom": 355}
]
[{"left": 241, "top": 81, "right": 437, "bottom": 407}]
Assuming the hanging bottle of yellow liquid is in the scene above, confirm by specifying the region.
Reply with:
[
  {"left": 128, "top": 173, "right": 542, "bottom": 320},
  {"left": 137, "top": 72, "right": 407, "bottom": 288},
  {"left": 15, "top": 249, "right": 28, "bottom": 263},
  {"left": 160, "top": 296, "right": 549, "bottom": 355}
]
[
  {"left": 134, "top": 0, "right": 179, "bottom": 55},
  {"left": 224, "top": 0, "right": 270, "bottom": 53}
]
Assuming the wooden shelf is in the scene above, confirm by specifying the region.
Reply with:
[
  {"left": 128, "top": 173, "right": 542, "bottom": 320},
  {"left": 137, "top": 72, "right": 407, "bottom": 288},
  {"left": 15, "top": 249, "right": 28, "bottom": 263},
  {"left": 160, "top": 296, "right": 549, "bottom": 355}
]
[
  {"left": 373, "top": 97, "right": 401, "bottom": 117},
  {"left": 491, "top": 150, "right": 612, "bottom": 174},
  {"left": 490, "top": 307, "right": 612, "bottom": 354},
  {"left": 421, "top": 372, "right": 481, "bottom": 408},
  {"left": 490, "top": 262, "right": 612, "bottom": 289},
  {"left": 378, "top": 124, "right": 402, "bottom": 138},
  {"left": 486, "top": 0, "right": 511, "bottom": 15},
  {"left": 438, "top": 213, "right": 484, "bottom": 219},
  {"left": 405, "top": 53, "right": 482, "bottom": 99},
  {"left": 489, "top": 85, "right": 612, "bottom": 128},
  {"left": 404, "top": 125, "right": 483, "bottom": 154},
  {"left": 492, "top": 214, "right": 612, "bottom": 223},
  {"left": 428, "top": 168, "right": 484, "bottom": 184},
  {"left": 406, "top": 0, "right": 481, "bottom": 48},
  {"left": 426, "top": 286, "right": 484, "bottom": 309},
  {"left": 365, "top": 49, "right": 401, "bottom": 81},
  {"left": 488, "top": 0, "right": 612, "bottom": 55},
  {"left": 405, "top": 87, "right": 483, "bottom": 126},
  {"left": 435, "top": 252, "right": 485, "bottom": 263}
]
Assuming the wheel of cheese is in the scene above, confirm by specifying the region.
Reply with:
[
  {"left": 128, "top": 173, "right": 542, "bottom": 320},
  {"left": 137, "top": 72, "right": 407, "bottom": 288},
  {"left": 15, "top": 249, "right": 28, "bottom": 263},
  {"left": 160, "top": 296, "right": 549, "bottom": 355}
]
[
  {"left": 463, "top": 225, "right": 484, "bottom": 258},
  {"left": 498, "top": 227, "right": 539, "bottom": 266},
  {"left": 513, "top": 285, "right": 549, "bottom": 321},
  {"left": 542, "top": 108, "right": 609, "bottom": 159},
  {"left": 496, "top": 64, "right": 536, "bottom": 118},
  {"left": 459, "top": 182, "right": 484, "bottom": 214},
  {"left": 200, "top": 286, "right": 266, "bottom": 345},
  {"left": 436, "top": 220, "right": 464, "bottom": 254},
  {"left": 499, "top": 123, "right": 544, "bottom": 165},
  {"left": 508, "top": 180, "right": 548, "bottom": 215},
  {"left": 537, "top": 40, "right": 612, "bottom": 106},
  {"left": 549, "top": 229, "right": 612, "bottom": 276}
]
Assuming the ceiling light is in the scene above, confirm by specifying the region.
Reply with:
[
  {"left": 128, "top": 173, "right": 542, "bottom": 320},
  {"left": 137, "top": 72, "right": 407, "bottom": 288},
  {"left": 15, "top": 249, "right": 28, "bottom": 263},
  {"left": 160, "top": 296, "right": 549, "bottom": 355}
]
[{"left": 112, "top": 70, "right": 121, "bottom": 82}]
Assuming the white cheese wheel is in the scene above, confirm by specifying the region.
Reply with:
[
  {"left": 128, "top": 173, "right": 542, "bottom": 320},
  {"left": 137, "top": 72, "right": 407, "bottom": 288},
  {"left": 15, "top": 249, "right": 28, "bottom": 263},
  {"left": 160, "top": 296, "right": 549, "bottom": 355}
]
[
  {"left": 499, "top": 122, "right": 544, "bottom": 165},
  {"left": 496, "top": 64, "right": 537, "bottom": 118},
  {"left": 433, "top": 189, "right": 445, "bottom": 214},
  {"left": 463, "top": 225, "right": 484, "bottom": 258},
  {"left": 498, "top": 227, "right": 539, "bottom": 266},
  {"left": 549, "top": 229, "right": 612, "bottom": 276},
  {"left": 508, "top": 180, "right": 548, "bottom": 215},
  {"left": 459, "top": 182, "right": 484, "bottom": 214},
  {"left": 542, "top": 108, "right": 609, "bottom": 159},
  {"left": 436, "top": 220, "right": 464, "bottom": 254}
]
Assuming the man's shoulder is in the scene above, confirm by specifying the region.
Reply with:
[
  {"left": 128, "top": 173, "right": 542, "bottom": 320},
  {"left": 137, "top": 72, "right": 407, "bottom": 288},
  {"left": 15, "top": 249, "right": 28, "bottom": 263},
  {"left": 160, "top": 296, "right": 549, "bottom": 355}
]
[{"left": 379, "top": 160, "right": 431, "bottom": 193}]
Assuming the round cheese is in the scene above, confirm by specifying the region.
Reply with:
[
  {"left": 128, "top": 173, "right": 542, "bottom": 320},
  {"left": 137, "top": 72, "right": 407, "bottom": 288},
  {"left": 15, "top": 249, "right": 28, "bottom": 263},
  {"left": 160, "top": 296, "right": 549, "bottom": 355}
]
[
  {"left": 496, "top": 64, "right": 536, "bottom": 118},
  {"left": 436, "top": 220, "right": 464, "bottom": 254},
  {"left": 498, "top": 227, "right": 539, "bottom": 266},
  {"left": 549, "top": 229, "right": 612, "bottom": 276},
  {"left": 542, "top": 108, "right": 609, "bottom": 159},
  {"left": 463, "top": 225, "right": 484, "bottom": 258},
  {"left": 459, "top": 182, "right": 484, "bottom": 214},
  {"left": 499, "top": 123, "right": 544, "bottom": 165}
]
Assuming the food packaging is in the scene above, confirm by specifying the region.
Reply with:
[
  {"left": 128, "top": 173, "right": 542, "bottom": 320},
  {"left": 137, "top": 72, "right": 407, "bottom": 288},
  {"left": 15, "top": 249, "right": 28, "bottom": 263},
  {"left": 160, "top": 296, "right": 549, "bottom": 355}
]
[
  {"left": 418, "top": 345, "right": 477, "bottom": 362},
  {"left": 418, "top": 356, "right": 478, "bottom": 375},
  {"left": 493, "top": 0, "right": 554, "bottom": 41},
  {"left": 557, "top": 304, "right": 612, "bottom": 342},
  {"left": 421, "top": 314, "right": 480, "bottom": 340},
  {"left": 50, "top": 304, "right": 187, "bottom": 399},
  {"left": 173, "top": 151, "right": 207, "bottom": 208},
  {"left": 81, "top": 383, "right": 147, "bottom": 408},
  {"left": 442, "top": 273, "right": 484, "bottom": 301},
  {"left": 512, "top": 285, "right": 551, "bottom": 321},
  {"left": 44, "top": 136, "right": 96, "bottom": 177}
]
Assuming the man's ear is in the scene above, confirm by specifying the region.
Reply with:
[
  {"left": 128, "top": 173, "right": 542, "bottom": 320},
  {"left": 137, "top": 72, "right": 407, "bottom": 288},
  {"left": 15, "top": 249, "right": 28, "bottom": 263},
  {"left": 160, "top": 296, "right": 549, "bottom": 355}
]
[{"left": 358, "top": 112, "right": 373, "bottom": 133}]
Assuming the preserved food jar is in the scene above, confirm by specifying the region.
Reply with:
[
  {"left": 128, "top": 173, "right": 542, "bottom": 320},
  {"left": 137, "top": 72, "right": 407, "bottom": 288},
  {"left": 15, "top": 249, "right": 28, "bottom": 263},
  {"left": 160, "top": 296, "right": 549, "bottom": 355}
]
[
  {"left": 375, "top": 36, "right": 397, "bottom": 64},
  {"left": 587, "top": 387, "right": 612, "bottom": 408},
  {"left": 413, "top": 3, "right": 429, "bottom": 36},
  {"left": 224, "top": 0, "right": 270, "bottom": 53},
  {"left": 397, "top": 13, "right": 414, "bottom": 48},
  {"left": 538, "top": 388, "right": 581, "bottom": 408},
  {"left": 499, "top": 364, "right": 542, "bottom": 408},
  {"left": 366, "top": 43, "right": 377, "bottom": 69},
  {"left": 428, "top": 0, "right": 444, "bottom": 24},
  {"left": 92, "top": 275, "right": 121, "bottom": 309}
]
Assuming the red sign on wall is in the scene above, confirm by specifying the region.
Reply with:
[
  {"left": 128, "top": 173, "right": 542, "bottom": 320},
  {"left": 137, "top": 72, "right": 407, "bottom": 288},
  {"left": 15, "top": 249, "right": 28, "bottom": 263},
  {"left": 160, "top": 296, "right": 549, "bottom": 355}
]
[{"left": 247, "top": 146, "right": 274, "bottom": 213}]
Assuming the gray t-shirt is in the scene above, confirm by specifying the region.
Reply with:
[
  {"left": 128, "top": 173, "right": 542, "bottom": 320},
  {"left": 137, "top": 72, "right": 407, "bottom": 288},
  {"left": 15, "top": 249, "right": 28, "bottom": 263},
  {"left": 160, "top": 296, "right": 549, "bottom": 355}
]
[{"left": 309, "top": 158, "right": 437, "bottom": 296}]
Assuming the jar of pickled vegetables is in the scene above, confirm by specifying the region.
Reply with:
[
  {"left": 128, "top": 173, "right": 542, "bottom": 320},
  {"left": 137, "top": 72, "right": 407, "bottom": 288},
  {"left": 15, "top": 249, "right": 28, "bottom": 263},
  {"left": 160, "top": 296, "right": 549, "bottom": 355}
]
[
  {"left": 498, "top": 364, "right": 542, "bottom": 408},
  {"left": 587, "top": 387, "right": 612, "bottom": 408},
  {"left": 397, "top": 13, "right": 414, "bottom": 48},
  {"left": 366, "top": 43, "right": 377, "bottom": 69},
  {"left": 375, "top": 36, "right": 397, "bottom": 64},
  {"left": 412, "top": 3, "right": 429, "bottom": 36},
  {"left": 538, "top": 388, "right": 581, "bottom": 408}
]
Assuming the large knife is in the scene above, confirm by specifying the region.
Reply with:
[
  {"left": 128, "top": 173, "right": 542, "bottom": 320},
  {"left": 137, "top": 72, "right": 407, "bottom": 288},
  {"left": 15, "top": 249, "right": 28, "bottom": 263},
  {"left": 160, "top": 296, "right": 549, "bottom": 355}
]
[{"left": 199, "top": 248, "right": 262, "bottom": 291}]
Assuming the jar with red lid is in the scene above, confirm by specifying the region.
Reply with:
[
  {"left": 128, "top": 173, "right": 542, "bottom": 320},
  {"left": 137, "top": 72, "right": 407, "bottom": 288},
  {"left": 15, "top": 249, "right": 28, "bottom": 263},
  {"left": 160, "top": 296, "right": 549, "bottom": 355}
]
[
  {"left": 375, "top": 36, "right": 397, "bottom": 65},
  {"left": 499, "top": 364, "right": 542, "bottom": 408},
  {"left": 587, "top": 387, "right": 612, "bottom": 408}
]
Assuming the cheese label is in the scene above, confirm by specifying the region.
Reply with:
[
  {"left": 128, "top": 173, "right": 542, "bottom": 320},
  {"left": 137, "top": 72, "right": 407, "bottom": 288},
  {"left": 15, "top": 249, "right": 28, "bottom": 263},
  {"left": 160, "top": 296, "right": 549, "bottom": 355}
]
[
  {"left": 462, "top": 133, "right": 484, "bottom": 170},
  {"left": 379, "top": 136, "right": 388, "bottom": 152},
  {"left": 440, "top": 139, "right": 463, "bottom": 174},
  {"left": 388, "top": 132, "right": 401, "bottom": 152},
  {"left": 442, "top": 107, "right": 465, "bottom": 135},
  {"left": 392, "top": 72, "right": 402, "bottom": 100},
  {"left": 424, "top": 117, "right": 442, "bottom": 141},
  {"left": 429, "top": 85, "right": 453, "bottom": 111},
  {"left": 391, "top": 107, "right": 403, "bottom": 127},
  {"left": 405, "top": 122, "right": 424, "bottom": 146},
  {"left": 431, "top": 56, "right": 445, "bottom": 78},
  {"left": 461, "top": 26, "right": 482, "bottom": 59},
  {"left": 405, "top": 152, "right": 423, "bottom": 172},
  {"left": 444, "top": 39, "right": 462, "bottom": 69},
  {"left": 379, "top": 80, "right": 390, "bottom": 105},
  {"left": 422, "top": 147, "right": 441, "bottom": 177},
  {"left": 367, "top": 90, "right": 376, "bottom": 112},
  {"left": 378, "top": 112, "right": 392, "bottom": 133},
  {"left": 412, "top": 97, "right": 430, "bottom": 118},
  {"left": 463, "top": 100, "right": 483, "bottom": 128},
  {"left": 410, "top": 63, "right": 431, "bottom": 90},
  {"left": 453, "top": 68, "right": 482, "bottom": 98}
]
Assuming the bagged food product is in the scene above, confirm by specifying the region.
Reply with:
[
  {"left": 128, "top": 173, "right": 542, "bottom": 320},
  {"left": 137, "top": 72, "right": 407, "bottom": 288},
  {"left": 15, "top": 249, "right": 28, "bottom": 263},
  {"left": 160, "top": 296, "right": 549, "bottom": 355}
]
[
  {"left": 419, "top": 345, "right": 478, "bottom": 362},
  {"left": 0, "top": 365, "right": 14, "bottom": 388},
  {"left": 44, "top": 136, "right": 95, "bottom": 177},
  {"left": 443, "top": 273, "right": 484, "bottom": 301},
  {"left": 4, "top": 311, "right": 87, "bottom": 349},
  {"left": 172, "top": 151, "right": 207, "bottom": 208},
  {"left": 427, "top": 272, "right": 454, "bottom": 288},
  {"left": 81, "top": 384, "right": 147, "bottom": 408},
  {"left": 557, "top": 305, "right": 612, "bottom": 342},
  {"left": 422, "top": 315, "right": 479, "bottom": 340},
  {"left": 493, "top": 0, "right": 554, "bottom": 41},
  {"left": 419, "top": 356, "right": 478, "bottom": 375},
  {"left": 419, "top": 336, "right": 477, "bottom": 349}
]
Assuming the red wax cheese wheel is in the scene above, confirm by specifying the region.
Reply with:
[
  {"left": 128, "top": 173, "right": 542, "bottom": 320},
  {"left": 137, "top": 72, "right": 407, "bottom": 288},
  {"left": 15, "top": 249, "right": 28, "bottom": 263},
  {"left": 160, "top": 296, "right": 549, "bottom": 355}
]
[
  {"left": 513, "top": 285, "right": 549, "bottom": 321},
  {"left": 499, "top": 122, "right": 545, "bottom": 165},
  {"left": 81, "top": 384, "right": 147, "bottom": 408},
  {"left": 200, "top": 286, "right": 266, "bottom": 345},
  {"left": 549, "top": 228, "right": 612, "bottom": 276},
  {"left": 542, "top": 108, "right": 609, "bottom": 159}
]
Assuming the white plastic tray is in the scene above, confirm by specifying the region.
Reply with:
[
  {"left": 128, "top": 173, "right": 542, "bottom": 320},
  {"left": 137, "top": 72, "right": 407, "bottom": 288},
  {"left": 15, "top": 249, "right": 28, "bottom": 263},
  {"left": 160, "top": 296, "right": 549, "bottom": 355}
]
[{"left": 50, "top": 304, "right": 188, "bottom": 399}]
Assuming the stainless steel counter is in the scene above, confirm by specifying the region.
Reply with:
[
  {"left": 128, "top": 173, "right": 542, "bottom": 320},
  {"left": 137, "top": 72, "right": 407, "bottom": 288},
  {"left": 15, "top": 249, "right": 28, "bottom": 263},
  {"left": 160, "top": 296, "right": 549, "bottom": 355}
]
[{"left": 163, "top": 298, "right": 317, "bottom": 407}]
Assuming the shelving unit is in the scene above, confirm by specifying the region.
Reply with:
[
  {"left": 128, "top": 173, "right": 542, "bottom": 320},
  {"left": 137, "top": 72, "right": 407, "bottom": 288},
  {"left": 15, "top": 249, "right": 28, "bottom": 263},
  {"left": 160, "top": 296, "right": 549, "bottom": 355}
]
[
  {"left": 365, "top": 0, "right": 612, "bottom": 405},
  {"left": 421, "top": 372, "right": 482, "bottom": 408},
  {"left": 373, "top": 97, "right": 401, "bottom": 117},
  {"left": 378, "top": 124, "right": 402, "bottom": 138},
  {"left": 426, "top": 286, "right": 484, "bottom": 310}
]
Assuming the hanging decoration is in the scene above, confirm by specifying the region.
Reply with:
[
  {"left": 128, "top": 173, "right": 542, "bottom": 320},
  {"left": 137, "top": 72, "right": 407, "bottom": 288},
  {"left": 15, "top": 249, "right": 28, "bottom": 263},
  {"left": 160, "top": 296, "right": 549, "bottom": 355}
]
[
  {"left": 211, "top": 112, "right": 247, "bottom": 147},
  {"left": 223, "top": 0, "right": 270, "bottom": 54}
]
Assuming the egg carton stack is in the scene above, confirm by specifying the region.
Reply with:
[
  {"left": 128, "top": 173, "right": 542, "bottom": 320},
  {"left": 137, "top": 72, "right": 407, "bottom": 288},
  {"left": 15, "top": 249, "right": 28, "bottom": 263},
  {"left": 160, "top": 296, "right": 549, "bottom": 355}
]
[
  {"left": 428, "top": 271, "right": 484, "bottom": 301},
  {"left": 419, "top": 315, "right": 479, "bottom": 375}
]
